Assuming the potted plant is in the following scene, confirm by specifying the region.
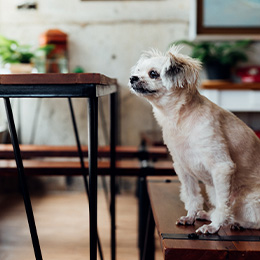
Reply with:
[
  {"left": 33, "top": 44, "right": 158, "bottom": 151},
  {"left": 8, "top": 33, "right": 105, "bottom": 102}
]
[
  {"left": 0, "top": 35, "right": 54, "bottom": 73},
  {"left": 173, "top": 40, "right": 252, "bottom": 80}
]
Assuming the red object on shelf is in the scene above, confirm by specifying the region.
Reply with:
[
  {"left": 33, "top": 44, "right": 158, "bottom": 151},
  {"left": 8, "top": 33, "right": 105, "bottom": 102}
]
[
  {"left": 255, "top": 131, "right": 260, "bottom": 139},
  {"left": 236, "top": 66, "right": 260, "bottom": 83}
]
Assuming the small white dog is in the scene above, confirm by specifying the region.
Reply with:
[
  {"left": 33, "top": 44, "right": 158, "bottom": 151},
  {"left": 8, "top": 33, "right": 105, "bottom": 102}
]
[{"left": 129, "top": 46, "right": 260, "bottom": 234}]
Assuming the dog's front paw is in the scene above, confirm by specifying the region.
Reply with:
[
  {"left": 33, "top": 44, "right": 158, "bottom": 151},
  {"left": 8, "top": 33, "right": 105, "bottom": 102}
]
[
  {"left": 176, "top": 216, "right": 195, "bottom": 226},
  {"left": 196, "top": 210, "right": 211, "bottom": 221},
  {"left": 196, "top": 224, "right": 220, "bottom": 234}
]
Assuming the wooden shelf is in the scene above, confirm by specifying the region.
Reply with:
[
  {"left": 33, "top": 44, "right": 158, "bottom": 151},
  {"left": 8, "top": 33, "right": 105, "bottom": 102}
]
[{"left": 201, "top": 80, "right": 260, "bottom": 90}]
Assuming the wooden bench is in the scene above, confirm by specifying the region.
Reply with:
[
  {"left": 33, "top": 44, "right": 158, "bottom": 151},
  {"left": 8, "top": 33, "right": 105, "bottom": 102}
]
[
  {"left": 0, "top": 144, "right": 169, "bottom": 160},
  {"left": 0, "top": 158, "right": 174, "bottom": 176},
  {"left": 147, "top": 176, "right": 260, "bottom": 260},
  {"left": 0, "top": 144, "right": 174, "bottom": 176}
]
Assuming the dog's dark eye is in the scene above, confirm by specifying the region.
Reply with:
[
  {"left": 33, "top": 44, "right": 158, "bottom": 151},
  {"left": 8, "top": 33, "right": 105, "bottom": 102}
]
[{"left": 149, "top": 70, "right": 160, "bottom": 79}]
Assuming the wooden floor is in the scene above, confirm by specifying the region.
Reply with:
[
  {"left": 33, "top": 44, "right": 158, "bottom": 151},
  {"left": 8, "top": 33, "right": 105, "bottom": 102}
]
[{"left": 0, "top": 188, "right": 162, "bottom": 260}]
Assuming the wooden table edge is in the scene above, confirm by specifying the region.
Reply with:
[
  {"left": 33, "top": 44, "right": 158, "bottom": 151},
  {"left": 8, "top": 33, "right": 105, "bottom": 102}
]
[{"left": 0, "top": 73, "right": 117, "bottom": 86}]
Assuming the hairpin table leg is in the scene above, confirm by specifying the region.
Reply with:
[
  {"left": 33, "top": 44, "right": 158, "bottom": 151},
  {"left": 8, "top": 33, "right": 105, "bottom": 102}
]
[
  {"left": 110, "top": 92, "right": 117, "bottom": 260},
  {"left": 88, "top": 97, "right": 98, "bottom": 260},
  {"left": 4, "top": 97, "right": 43, "bottom": 260}
]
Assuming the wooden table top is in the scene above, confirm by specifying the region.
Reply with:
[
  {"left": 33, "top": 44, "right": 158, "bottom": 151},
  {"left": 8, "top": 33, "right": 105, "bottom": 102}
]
[
  {"left": 0, "top": 73, "right": 117, "bottom": 98},
  {"left": 201, "top": 80, "right": 260, "bottom": 90},
  {"left": 0, "top": 73, "right": 117, "bottom": 85}
]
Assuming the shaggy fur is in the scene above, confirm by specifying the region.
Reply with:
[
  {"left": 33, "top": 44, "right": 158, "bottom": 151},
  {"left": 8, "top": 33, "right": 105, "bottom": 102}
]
[{"left": 128, "top": 46, "right": 260, "bottom": 234}]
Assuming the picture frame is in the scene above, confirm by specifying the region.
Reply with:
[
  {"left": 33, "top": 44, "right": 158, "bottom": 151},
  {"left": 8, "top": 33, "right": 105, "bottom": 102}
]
[{"left": 190, "top": 0, "right": 260, "bottom": 40}]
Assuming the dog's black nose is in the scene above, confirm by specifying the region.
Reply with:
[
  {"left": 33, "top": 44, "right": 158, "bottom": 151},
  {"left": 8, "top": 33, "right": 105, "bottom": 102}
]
[{"left": 130, "top": 76, "right": 139, "bottom": 84}]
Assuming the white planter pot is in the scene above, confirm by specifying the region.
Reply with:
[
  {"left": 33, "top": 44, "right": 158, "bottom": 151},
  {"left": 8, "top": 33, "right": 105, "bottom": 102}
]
[{"left": 9, "top": 63, "right": 34, "bottom": 74}]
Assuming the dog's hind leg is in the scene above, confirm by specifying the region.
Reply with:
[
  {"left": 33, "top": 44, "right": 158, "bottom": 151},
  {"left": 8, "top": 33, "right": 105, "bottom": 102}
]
[{"left": 232, "top": 189, "right": 260, "bottom": 230}]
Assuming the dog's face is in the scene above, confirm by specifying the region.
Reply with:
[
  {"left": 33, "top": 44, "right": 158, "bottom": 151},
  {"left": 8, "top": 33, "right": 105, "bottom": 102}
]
[{"left": 128, "top": 46, "right": 202, "bottom": 100}]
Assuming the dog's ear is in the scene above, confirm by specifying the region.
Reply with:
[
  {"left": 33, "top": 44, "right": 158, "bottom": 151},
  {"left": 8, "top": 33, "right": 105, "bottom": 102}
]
[
  {"left": 161, "top": 50, "right": 202, "bottom": 93},
  {"left": 161, "top": 54, "right": 183, "bottom": 90}
]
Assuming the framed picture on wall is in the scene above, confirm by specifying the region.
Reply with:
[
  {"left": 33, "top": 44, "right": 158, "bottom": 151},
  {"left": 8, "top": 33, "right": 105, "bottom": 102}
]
[{"left": 190, "top": 0, "right": 260, "bottom": 39}]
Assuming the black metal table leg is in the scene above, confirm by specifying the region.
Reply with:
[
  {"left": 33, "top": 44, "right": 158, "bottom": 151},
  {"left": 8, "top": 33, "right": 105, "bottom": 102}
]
[
  {"left": 88, "top": 97, "right": 98, "bottom": 260},
  {"left": 137, "top": 141, "right": 155, "bottom": 260},
  {"left": 110, "top": 92, "right": 117, "bottom": 260},
  {"left": 141, "top": 204, "right": 155, "bottom": 260},
  {"left": 4, "top": 98, "right": 43, "bottom": 260},
  {"left": 138, "top": 174, "right": 155, "bottom": 260},
  {"left": 68, "top": 98, "right": 104, "bottom": 260}
]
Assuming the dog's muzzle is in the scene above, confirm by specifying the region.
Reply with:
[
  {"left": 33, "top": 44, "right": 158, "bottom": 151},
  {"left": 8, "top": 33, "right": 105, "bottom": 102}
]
[{"left": 129, "top": 76, "right": 157, "bottom": 95}]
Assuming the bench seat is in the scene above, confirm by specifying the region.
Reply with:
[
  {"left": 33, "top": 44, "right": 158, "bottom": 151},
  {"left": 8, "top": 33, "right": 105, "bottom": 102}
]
[
  {"left": 147, "top": 176, "right": 260, "bottom": 260},
  {"left": 0, "top": 159, "right": 174, "bottom": 176},
  {"left": 0, "top": 144, "right": 168, "bottom": 160}
]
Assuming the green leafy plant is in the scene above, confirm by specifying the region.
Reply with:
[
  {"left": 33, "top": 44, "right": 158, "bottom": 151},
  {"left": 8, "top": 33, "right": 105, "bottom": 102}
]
[
  {"left": 172, "top": 39, "right": 252, "bottom": 79},
  {"left": 0, "top": 35, "right": 54, "bottom": 64},
  {"left": 173, "top": 39, "right": 252, "bottom": 66}
]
